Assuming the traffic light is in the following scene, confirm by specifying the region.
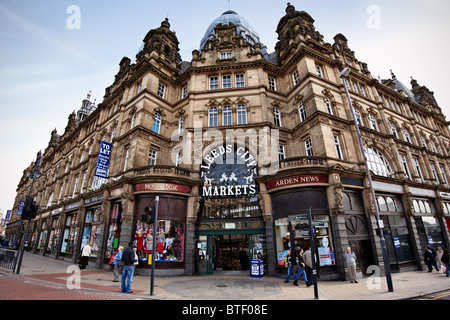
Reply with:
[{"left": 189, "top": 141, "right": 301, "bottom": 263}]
[
  {"left": 143, "top": 206, "right": 154, "bottom": 223},
  {"left": 21, "top": 196, "right": 38, "bottom": 220}
]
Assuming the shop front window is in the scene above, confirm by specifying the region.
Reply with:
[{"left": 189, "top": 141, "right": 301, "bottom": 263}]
[
  {"left": 105, "top": 203, "right": 122, "bottom": 264},
  {"left": 134, "top": 219, "right": 185, "bottom": 262},
  {"left": 37, "top": 220, "right": 48, "bottom": 252},
  {"left": 80, "top": 207, "right": 102, "bottom": 258},
  {"left": 275, "top": 214, "right": 335, "bottom": 268},
  {"left": 382, "top": 215, "right": 414, "bottom": 264},
  {"left": 47, "top": 216, "right": 61, "bottom": 255}
]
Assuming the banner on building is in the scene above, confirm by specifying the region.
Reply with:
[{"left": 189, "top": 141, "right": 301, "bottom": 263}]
[{"left": 94, "top": 141, "right": 112, "bottom": 178}]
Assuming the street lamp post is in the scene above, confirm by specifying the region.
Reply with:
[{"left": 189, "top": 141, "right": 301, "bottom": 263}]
[{"left": 339, "top": 68, "right": 394, "bottom": 292}]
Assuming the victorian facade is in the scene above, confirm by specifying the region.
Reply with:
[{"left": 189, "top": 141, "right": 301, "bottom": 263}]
[{"left": 7, "top": 3, "right": 450, "bottom": 280}]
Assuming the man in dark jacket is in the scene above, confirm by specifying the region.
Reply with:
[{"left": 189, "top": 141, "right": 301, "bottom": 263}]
[
  {"left": 284, "top": 249, "right": 297, "bottom": 283},
  {"left": 424, "top": 246, "right": 439, "bottom": 272},
  {"left": 121, "top": 242, "right": 137, "bottom": 293}
]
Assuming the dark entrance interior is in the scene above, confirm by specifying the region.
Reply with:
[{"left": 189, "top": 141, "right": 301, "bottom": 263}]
[{"left": 214, "top": 234, "right": 249, "bottom": 271}]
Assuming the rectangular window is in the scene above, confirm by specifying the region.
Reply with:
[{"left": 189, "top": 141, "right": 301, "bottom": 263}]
[
  {"left": 235, "top": 73, "right": 245, "bottom": 87},
  {"left": 292, "top": 70, "right": 300, "bottom": 86},
  {"left": 298, "top": 102, "right": 307, "bottom": 122},
  {"left": 181, "top": 85, "right": 188, "bottom": 99},
  {"left": 80, "top": 171, "right": 87, "bottom": 194},
  {"left": 430, "top": 163, "right": 439, "bottom": 185},
  {"left": 316, "top": 65, "right": 324, "bottom": 78},
  {"left": 414, "top": 158, "right": 424, "bottom": 183},
  {"left": 278, "top": 145, "right": 286, "bottom": 160},
  {"left": 136, "top": 81, "right": 142, "bottom": 94},
  {"left": 148, "top": 149, "right": 157, "bottom": 166},
  {"left": 400, "top": 155, "right": 411, "bottom": 180},
  {"left": 441, "top": 165, "right": 449, "bottom": 188},
  {"left": 220, "top": 52, "right": 232, "bottom": 59},
  {"left": 333, "top": 135, "right": 343, "bottom": 160},
  {"left": 222, "top": 75, "right": 232, "bottom": 89},
  {"left": 209, "top": 76, "right": 219, "bottom": 90},
  {"left": 72, "top": 176, "right": 79, "bottom": 198},
  {"left": 157, "top": 83, "right": 166, "bottom": 98},
  {"left": 324, "top": 97, "right": 333, "bottom": 115},
  {"left": 268, "top": 76, "right": 277, "bottom": 91},
  {"left": 123, "top": 150, "right": 129, "bottom": 172},
  {"left": 175, "top": 151, "right": 182, "bottom": 167},
  {"left": 359, "top": 84, "right": 366, "bottom": 97},
  {"left": 305, "top": 138, "right": 314, "bottom": 156}
]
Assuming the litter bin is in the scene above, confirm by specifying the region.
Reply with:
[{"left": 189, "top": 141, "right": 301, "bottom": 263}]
[{"left": 250, "top": 260, "right": 264, "bottom": 278}]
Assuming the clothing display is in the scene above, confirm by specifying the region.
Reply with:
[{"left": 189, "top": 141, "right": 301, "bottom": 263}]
[{"left": 132, "top": 219, "right": 184, "bottom": 263}]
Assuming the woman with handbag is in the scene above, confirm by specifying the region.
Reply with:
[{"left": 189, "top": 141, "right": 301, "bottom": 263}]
[{"left": 111, "top": 246, "right": 124, "bottom": 282}]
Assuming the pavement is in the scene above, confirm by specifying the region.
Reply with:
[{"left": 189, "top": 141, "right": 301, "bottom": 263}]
[{"left": 1, "top": 252, "right": 449, "bottom": 301}]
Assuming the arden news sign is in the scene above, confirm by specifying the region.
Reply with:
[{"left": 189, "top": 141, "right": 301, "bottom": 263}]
[
  {"left": 201, "top": 144, "right": 258, "bottom": 198},
  {"left": 266, "top": 175, "right": 328, "bottom": 190}
]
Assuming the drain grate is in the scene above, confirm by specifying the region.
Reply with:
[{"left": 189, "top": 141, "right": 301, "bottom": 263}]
[{"left": 217, "top": 284, "right": 227, "bottom": 288}]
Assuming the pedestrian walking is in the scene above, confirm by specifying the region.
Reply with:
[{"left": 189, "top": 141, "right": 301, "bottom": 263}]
[
  {"left": 111, "top": 246, "right": 124, "bottom": 282},
  {"left": 78, "top": 243, "right": 91, "bottom": 271},
  {"left": 428, "top": 245, "right": 440, "bottom": 271},
  {"left": 293, "top": 248, "right": 309, "bottom": 287},
  {"left": 424, "top": 246, "right": 439, "bottom": 272},
  {"left": 121, "top": 242, "right": 137, "bottom": 294},
  {"left": 344, "top": 247, "right": 358, "bottom": 283},
  {"left": 441, "top": 248, "right": 449, "bottom": 278},
  {"left": 303, "top": 247, "right": 313, "bottom": 286},
  {"left": 284, "top": 249, "right": 297, "bottom": 283}
]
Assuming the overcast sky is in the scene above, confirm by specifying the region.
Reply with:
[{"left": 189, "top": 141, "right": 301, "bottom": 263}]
[{"left": 1, "top": 0, "right": 449, "bottom": 215}]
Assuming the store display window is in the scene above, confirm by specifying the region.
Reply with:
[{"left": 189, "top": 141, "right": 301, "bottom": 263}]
[
  {"left": 133, "top": 219, "right": 185, "bottom": 263},
  {"left": 104, "top": 203, "right": 122, "bottom": 264},
  {"left": 80, "top": 207, "right": 102, "bottom": 258},
  {"left": 37, "top": 220, "right": 48, "bottom": 252},
  {"left": 47, "top": 216, "right": 61, "bottom": 255},
  {"left": 275, "top": 214, "right": 335, "bottom": 267}
]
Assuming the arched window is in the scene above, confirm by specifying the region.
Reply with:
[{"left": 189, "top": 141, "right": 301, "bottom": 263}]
[
  {"left": 273, "top": 107, "right": 282, "bottom": 127},
  {"left": 237, "top": 105, "right": 247, "bottom": 125},
  {"left": 208, "top": 107, "right": 218, "bottom": 127},
  {"left": 365, "top": 147, "right": 392, "bottom": 177},
  {"left": 222, "top": 106, "right": 232, "bottom": 126},
  {"left": 152, "top": 113, "right": 161, "bottom": 134}
]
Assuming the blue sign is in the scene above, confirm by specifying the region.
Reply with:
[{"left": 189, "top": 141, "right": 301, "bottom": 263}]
[
  {"left": 94, "top": 141, "right": 112, "bottom": 178},
  {"left": 17, "top": 200, "right": 25, "bottom": 217},
  {"left": 393, "top": 236, "right": 401, "bottom": 249},
  {"left": 5, "top": 210, "right": 11, "bottom": 221}
]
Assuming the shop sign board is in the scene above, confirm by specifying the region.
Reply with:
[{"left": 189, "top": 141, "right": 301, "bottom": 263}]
[
  {"left": 135, "top": 183, "right": 191, "bottom": 194},
  {"left": 266, "top": 175, "right": 327, "bottom": 190},
  {"left": 201, "top": 145, "right": 258, "bottom": 198},
  {"left": 94, "top": 141, "right": 112, "bottom": 178}
]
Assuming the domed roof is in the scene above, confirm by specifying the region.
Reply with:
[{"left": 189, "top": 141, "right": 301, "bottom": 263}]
[{"left": 200, "top": 11, "right": 268, "bottom": 57}]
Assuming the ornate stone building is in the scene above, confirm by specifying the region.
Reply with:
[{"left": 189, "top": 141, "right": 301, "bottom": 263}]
[{"left": 7, "top": 3, "right": 450, "bottom": 280}]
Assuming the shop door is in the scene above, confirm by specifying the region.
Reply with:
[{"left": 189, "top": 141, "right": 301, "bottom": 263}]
[{"left": 197, "top": 235, "right": 213, "bottom": 274}]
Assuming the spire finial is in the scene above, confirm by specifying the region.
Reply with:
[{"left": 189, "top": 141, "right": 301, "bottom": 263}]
[{"left": 390, "top": 69, "right": 396, "bottom": 80}]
